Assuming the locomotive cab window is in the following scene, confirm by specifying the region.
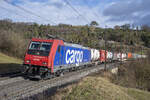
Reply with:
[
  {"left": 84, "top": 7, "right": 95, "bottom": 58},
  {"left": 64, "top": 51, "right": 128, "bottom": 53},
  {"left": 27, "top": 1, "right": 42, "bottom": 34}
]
[
  {"left": 29, "top": 42, "right": 40, "bottom": 50},
  {"left": 40, "top": 43, "right": 51, "bottom": 51},
  {"left": 28, "top": 41, "right": 52, "bottom": 56}
]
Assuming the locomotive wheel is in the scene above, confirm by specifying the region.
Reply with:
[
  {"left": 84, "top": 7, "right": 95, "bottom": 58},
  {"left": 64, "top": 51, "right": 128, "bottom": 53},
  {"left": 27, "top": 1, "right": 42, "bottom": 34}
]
[
  {"left": 41, "top": 72, "right": 51, "bottom": 80},
  {"left": 55, "top": 70, "right": 65, "bottom": 77},
  {"left": 22, "top": 65, "right": 30, "bottom": 74},
  {"left": 60, "top": 72, "right": 64, "bottom": 76}
]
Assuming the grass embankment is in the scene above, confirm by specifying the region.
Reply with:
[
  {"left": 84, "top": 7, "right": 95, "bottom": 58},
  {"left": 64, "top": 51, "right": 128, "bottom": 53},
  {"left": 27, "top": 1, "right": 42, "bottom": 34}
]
[
  {"left": 0, "top": 52, "right": 22, "bottom": 74},
  {"left": 0, "top": 53, "right": 22, "bottom": 63},
  {"left": 111, "top": 59, "right": 150, "bottom": 91},
  {"left": 52, "top": 76, "right": 150, "bottom": 100}
]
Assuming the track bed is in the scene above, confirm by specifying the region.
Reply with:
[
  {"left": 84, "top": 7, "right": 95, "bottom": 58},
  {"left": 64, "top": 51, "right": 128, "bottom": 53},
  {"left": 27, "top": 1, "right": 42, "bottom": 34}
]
[{"left": 0, "top": 63, "right": 117, "bottom": 100}]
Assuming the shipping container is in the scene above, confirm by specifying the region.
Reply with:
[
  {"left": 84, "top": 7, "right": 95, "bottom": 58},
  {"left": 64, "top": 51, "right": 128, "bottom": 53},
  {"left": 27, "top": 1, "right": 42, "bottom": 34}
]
[
  {"left": 107, "top": 51, "right": 113, "bottom": 62},
  {"left": 132, "top": 53, "right": 138, "bottom": 59},
  {"left": 128, "top": 53, "right": 132, "bottom": 59},
  {"left": 91, "top": 49, "right": 100, "bottom": 61},
  {"left": 112, "top": 52, "right": 118, "bottom": 61},
  {"left": 117, "top": 53, "right": 122, "bottom": 61},
  {"left": 100, "top": 50, "right": 106, "bottom": 63},
  {"left": 122, "top": 53, "right": 127, "bottom": 61}
]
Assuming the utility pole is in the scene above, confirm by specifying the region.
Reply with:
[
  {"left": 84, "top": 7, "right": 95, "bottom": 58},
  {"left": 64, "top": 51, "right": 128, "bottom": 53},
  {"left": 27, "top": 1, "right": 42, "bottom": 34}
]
[
  {"left": 132, "top": 24, "right": 135, "bottom": 54},
  {"left": 141, "top": 46, "right": 143, "bottom": 57},
  {"left": 104, "top": 25, "right": 107, "bottom": 71},
  {"left": 120, "top": 28, "right": 123, "bottom": 64}
]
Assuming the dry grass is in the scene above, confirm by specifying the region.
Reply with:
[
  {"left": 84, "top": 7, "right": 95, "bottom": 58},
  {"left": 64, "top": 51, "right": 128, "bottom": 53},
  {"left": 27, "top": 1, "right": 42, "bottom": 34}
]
[
  {"left": 52, "top": 76, "right": 150, "bottom": 100},
  {"left": 0, "top": 52, "right": 22, "bottom": 74},
  {"left": 110, "top": 59, "right": 150, "bottom": 91},
  {"left": 0, "top": 53, "right": 22, "bottom": 64}
]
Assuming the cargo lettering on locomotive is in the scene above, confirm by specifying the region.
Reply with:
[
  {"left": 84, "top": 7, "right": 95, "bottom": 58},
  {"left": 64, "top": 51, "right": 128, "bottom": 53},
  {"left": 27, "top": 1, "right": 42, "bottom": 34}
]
[{"left": 65, "top": 49, "right": 83, "bottom": 64}]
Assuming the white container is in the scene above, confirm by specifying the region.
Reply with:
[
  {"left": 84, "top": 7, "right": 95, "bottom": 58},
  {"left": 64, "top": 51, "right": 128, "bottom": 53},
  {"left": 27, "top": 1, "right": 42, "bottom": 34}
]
[
  {"left": 91, "top": 49, "right": 95, "bottom": 61},
  {"left": 107, "top": 51, "right": 113, "bottom": 59},
  {"left": 117, "top": 53, "right": 121, "bottom": 61},
  {"left": 91, "top": 49, "right": 100, "bottom": 61},
  {"left": 122, "top": 53, "right": 127, "bottom": 61}
]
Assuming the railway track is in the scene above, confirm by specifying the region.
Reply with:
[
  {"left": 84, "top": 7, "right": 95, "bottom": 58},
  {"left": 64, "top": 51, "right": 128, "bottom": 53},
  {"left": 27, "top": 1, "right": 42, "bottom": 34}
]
[
  {"left": 0, "top": 63, "right": 116, "bottom": 100},
  {"left": 0, "top": 71, "right": 22, "bottom": 80},
  {"left": 0, "top": 72, "right": 25, "bottom": 87},
  {"left": 0, "top": 76, "right": 24, "bottom": 86}
]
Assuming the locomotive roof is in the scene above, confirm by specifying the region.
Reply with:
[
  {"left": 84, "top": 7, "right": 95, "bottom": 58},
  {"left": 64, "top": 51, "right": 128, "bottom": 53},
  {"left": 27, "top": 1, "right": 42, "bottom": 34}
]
[
  {"left": 64, "top": 42, "right": 90, "bottom": 50},
  {"left": 32, "top": 38, "right": 54, "bottom": 42},
  {"left": 31, "top": 38, "right": 90, "bottom": 50}
]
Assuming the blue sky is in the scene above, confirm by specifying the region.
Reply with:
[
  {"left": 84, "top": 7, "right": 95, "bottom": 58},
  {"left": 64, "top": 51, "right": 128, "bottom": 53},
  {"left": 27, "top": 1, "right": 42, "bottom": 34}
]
[{"left": 0, "top": 0, "right": 150, "bottom": 27}]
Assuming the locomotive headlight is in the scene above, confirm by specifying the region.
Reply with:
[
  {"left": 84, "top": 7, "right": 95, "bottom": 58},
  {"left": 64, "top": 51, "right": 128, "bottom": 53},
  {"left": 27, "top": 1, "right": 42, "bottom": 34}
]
[
  {"left": 26, "top": 60, "right": 30, "bottom": 63},
  {"left": 43, "top": 62, "right": 47, "bottom": 65}
]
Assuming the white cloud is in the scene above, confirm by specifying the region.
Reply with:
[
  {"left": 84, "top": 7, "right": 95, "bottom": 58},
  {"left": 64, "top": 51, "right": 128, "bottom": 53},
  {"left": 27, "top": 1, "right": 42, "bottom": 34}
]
[
  {"left": 0, "top": 0, "right": 116, "bottom": 27},
  {"left": 103, "top": 0, "right": 150, "bottom": 26}
]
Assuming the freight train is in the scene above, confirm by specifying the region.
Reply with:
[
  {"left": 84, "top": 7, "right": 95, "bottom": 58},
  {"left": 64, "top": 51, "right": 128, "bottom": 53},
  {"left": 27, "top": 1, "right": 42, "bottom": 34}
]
[{"left": 23, "top": 38, "right": 146, "bottom": 79}]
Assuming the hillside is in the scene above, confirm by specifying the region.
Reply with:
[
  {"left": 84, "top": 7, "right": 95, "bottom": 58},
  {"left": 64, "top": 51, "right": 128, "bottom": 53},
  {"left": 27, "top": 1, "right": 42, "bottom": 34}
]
[
  {"left": 0, "top": 19, "right": 150, "bottom": 59},
  {"left": 52, "top": 76, "right": 150, "bottom": 100},
  {"left": 0, "top": 52, "right": 22, "bottom": 74}
]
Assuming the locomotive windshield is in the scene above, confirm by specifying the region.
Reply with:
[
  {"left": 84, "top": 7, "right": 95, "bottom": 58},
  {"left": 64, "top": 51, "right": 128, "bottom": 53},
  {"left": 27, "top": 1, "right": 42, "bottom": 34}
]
[{"left": 27, "top": 42, "right": 52, "bottom": 56}]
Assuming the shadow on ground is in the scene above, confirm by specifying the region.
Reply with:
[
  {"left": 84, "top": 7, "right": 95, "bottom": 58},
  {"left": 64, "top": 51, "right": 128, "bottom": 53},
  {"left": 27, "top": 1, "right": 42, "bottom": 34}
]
[{"left": 0, "top": 63, "right": 22, "bottom": 78}]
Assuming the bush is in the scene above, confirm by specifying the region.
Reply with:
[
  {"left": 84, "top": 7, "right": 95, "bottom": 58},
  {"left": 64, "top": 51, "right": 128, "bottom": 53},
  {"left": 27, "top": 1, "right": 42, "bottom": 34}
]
[
  {"left": 0, "top": 30, "right": 28, "bottom": 58},
  {"left": 111, "top": 58, "right": 150, "bottom": 91}
]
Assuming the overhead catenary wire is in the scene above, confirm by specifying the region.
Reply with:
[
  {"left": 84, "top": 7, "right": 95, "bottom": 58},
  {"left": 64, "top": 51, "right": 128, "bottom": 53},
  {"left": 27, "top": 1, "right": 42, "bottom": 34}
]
[
  {"left": 2, "top": 0, "right": 96, "bottom": 25},
  {"left": 2, "top": 0, "right": 57, "bottom": 25},
  {"left": 2, "top": 0, "right": 90, "bottom": 25},
  {"left": 83, "top": 0, "right": 103, "bottom": 27},
  {"left": 0, "top": 5, "right": 41, "bottom": 38},
  {"left": 0, "top": 6, "right": 38, "bottom": 22},
  {"left": 93, "top": 12, "right": 102, "bottom": 22},
  {"left": 64, "top": 0, "right": 90, "bottom": 24}
]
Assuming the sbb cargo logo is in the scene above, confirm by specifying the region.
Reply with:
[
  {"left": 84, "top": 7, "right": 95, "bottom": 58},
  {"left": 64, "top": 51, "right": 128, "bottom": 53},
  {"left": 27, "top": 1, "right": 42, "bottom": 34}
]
[{"left": 66, "top": 49, "right": 83, "bottom": 64}]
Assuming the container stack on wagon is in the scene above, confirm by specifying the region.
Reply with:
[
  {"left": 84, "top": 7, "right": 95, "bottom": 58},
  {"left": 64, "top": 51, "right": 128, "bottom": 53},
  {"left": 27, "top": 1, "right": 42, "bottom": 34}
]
[
  {"left": 128, "top": 52, "right": 132, "bottom": 59},
  {"left": 112, "top": 52, "right": 118, "bottom": 61},
  {"left": 91, "top": 49, "right": 100, "bottom": 61},
  {"left": 100, "top": 50, "right": 106, "bottom": 63},
  {"left": 107, "top": 51, "right": 113, "bottom": 62}
]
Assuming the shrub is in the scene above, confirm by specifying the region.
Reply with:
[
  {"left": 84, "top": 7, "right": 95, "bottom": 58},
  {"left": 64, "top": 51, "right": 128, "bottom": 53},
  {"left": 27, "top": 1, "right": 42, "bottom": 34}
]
[
  {"left": 111, "top": 58, "right": 150, "bottom": 91},
  {"left": 0, "top": 30, "right": 28, "bottom": 58}
]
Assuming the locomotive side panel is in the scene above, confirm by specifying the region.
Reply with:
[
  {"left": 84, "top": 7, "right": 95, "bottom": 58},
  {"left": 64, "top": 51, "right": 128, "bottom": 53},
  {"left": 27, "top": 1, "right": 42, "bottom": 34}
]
[{"left": 53, "top": 45, "right": 91, "bottom": 72}]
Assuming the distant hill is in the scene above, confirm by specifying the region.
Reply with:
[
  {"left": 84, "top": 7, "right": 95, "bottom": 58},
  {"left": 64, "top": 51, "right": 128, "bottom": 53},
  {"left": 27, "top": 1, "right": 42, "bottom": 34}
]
[{"left": 0, "top": 19, "right": 149, "bottom": 58}]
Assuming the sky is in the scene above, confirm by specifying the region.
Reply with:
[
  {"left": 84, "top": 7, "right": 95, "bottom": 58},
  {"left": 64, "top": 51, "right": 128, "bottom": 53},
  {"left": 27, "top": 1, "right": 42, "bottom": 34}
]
[{"left": 0, "top": 0, "right": 150, "bottom": 28}]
